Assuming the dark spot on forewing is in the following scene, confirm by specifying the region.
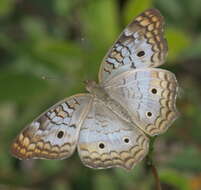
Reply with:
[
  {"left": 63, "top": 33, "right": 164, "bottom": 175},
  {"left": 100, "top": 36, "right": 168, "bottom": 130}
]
[
  {"left": 131, "top": 63, "right": 136, "bottom": 69},
  {"left": 69, "top": 124, "right": 76, "bottom": 128}
]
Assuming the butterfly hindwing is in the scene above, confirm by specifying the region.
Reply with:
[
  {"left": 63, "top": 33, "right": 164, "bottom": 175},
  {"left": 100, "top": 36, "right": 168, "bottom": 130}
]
[
  {"left": 77, "top": 98, "right": 149, "bottom": 170},
  {"left": 11, "top": 94, "right": 92, "bottom": 160}
]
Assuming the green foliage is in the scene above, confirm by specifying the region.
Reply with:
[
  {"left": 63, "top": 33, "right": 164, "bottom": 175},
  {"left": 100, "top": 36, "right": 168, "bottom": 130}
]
[
  {"left": 0, "top": 0, "right": 14, "bottom": 17},
  {"left": 81, "top": 0, "right": 119, "bottom": 48},
  {"left": 160, "top": 169, "right": 191, "bottom": 190},
  {"left": 166, "top": 27, "right": 191, "bottom": 61},
  {"left": 93, "top": 173, "right": 118, "bottom": 190},
  {"left": 168, "top": 146, "right": 201, "bottom": 172},
  {"left": 0, "top": 0, "right": 200, "bottom": 190},
  {"left": 123, "top": 0, "right": 153, "bottom": 24}
]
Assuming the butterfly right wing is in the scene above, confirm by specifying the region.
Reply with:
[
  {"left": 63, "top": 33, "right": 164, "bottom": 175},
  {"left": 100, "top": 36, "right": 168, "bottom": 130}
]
[
  {"left": 11, "top": 94, "right": 93, "bottom": 160},
  {"left": 104, "top": 68, "right": 178, "bottom": 136}
]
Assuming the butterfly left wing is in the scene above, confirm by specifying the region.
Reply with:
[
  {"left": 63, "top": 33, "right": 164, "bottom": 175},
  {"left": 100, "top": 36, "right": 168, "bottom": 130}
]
[
  {"left": 99, "top": 8, "right": 167, "bottom": 83},
  {"left": 104, "top": 68, "right": 179, "bottom": 136},
  {"left": 11, "top": 94, "right": 92, "bottom": 160},
  {"left": 77, "top": 98, "right": 149, "bottom": 171}
]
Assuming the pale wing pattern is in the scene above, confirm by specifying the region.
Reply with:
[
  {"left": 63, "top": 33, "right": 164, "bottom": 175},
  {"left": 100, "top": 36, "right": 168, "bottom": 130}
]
[
  {"left": 77, "top": 98, "right": 149, "bottom": 170},
  {"left": 99, "top": 8, "right": 167, "bottom": 83},
  {"left": 104, "top": 68, "right": 179, "bottom": 136},
  {"left": 11, "top": 94, "right": 92, "bottom": 160}
]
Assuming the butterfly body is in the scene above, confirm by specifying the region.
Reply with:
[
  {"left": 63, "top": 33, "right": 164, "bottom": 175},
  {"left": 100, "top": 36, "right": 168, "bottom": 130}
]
[
  {"left": 85, "top": 80, "right": 132, "bottom": 123},
  {"left": 11, "top": 9, "right": 179, "bottom": 171}
]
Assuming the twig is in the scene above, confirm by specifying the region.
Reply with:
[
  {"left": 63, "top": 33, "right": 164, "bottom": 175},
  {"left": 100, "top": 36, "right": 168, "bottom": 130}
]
[
  {"left": 150, "top": 163, "right": 161, "bottom": 190},
  {"left": 146, "top": 136, "right": 162, "bottom": 190}
]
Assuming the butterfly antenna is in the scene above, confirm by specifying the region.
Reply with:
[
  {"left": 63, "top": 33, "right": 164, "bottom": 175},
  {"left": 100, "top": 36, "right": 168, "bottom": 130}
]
[{"left": 41, "top": 75, "right": 69, "bottom": 82}]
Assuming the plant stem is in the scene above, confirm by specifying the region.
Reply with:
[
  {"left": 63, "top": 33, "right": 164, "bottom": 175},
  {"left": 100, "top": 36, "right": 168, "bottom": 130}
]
[
  {"left": 146, "top": 136, "right": 162, "bottom": 190},
  {"left": 151, "top": 163, "right": 161, "bottom": 190}
]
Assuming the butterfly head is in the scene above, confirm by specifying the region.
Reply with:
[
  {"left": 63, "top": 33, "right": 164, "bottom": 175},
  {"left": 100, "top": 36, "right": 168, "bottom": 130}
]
[
  {"left": 84, "top": 80, "right": 107, "bottom": 99},
  {"left": 84, "top": 80, "right": 99, "bottom": 93}
]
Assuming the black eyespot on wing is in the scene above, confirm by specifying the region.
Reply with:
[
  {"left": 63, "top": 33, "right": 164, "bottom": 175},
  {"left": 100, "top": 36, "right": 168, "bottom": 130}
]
[
  {"left": 124, "top": 138, "right": 129, "bottom": 143},
  {"left": 137, "top": 51, "right": 145, "bottom": 57},
  {"left": 99, "top": 143, "right": 105, "bottom": 149},
  {"left": 57, "top": 131, "right": 64, "bottom": 138},
  {"left": 147, "top": 112, "right": 152, "bottom": 117},
  {"left": 151, "top": 88, "right": 157, "bottom": 94}
]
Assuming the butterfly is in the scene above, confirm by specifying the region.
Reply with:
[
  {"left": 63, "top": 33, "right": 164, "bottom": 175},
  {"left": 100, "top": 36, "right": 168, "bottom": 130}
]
[{"left": 11, "top": 8, "right": 179, "bottom": 171}]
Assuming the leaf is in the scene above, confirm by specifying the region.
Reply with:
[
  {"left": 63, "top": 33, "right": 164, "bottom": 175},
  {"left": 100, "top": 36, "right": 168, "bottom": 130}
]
[
  {"left": 21, "top": 17, "right": 48, "bottom": 41},
  {"left": 182, "top": 35, "right": 201, "bottom": 59},
  {"left": 0, "top": 0, "right": 14, "bottom": 17},
  {"left": 0, "top": 69, "right": 50, "bottom": 104},
  {"left": 93, "top": 173, "right": 118, "bottom": 190},
  {"left": 39, "top": 160, "right": 65, "bottom": 175},
  {"left": 168, "top": 146, "right": 201, "bottom": 172},
  {"left": 53, "top": 0, "right": 72, "bottom": 16},
  {"left": 156, "top": 0, "right": 183, "bottom": 21},
  {"left": 166, "top": 27, "right": 191, "bottom": 62},
  {"left": 160, "top": 169, "right": 191, "bottom": 190},
  {"left": 123, "top": 0, "right": 152, "bottom": 24},
  {"left": 81, "top": 0, "right": 119, "bottom": 49},
  {"left": 80, "top": 0, "right": 119, "bottom": 80}
]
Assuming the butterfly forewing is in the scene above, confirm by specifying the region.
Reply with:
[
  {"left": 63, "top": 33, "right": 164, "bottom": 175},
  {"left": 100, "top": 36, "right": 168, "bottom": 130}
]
[
  {"left": 77, "top": 98, "right": 149, "bottom": 170},
  {"left": 99, "top": 8, "right": 168, "bottom": 83},
  {"left": 104, "top": 68, "right": 179, "bottom": 136},
  {"left": 11, "top": 94, "right": 92, "bottom": 160}
]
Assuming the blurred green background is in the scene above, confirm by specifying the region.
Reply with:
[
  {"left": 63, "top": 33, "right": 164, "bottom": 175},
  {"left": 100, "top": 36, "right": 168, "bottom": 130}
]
[{"left": 0, "top": 0, "right": 201, "bottom": 189}]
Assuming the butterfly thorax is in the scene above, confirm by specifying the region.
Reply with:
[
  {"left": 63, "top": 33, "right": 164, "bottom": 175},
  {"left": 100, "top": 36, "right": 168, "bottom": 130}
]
[
  {"left": 85, "top": 80, "right": 108, "bottom": 100},
  {"left": 85, "top": 80, "right": 132, "bottom": 123}
]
